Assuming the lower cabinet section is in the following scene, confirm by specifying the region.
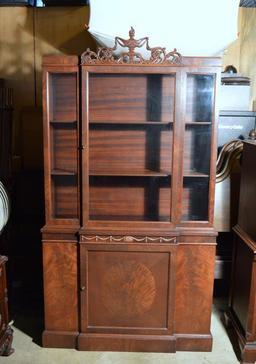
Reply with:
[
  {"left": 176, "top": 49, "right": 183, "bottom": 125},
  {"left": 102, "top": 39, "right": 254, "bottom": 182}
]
[{"left": 42, "top": 236, "right": 216, "bottom": 352}]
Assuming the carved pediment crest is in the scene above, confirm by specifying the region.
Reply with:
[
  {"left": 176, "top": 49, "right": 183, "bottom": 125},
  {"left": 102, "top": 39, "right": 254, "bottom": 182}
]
[{"left": 81, "top": 27, "right": 182, "bottom": 65}]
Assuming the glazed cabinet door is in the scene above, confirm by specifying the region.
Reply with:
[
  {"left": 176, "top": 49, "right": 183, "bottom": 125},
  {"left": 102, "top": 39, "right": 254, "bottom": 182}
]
[
  {"left": 79, "top": 242, "right": 176, "bottom": 344},
  {"left": 180, "top": 71, "right": 219, "bottom": 226},
  {"left": 81, "top": 67, "right": 182, "bottom": 230},
  {"left": 43, "top": 64, "right": 80, "bottom": 226}
]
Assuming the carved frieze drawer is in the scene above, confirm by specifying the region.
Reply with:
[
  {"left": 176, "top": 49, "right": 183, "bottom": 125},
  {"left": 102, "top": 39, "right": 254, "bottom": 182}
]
[{"left": 80, "top": 235, "right": 177, "bottom": 244}]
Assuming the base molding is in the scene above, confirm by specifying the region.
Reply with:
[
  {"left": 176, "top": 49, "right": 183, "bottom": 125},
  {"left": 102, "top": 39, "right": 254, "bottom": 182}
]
[
  {"left": 225, "top": 310, "right": 256, "bottom": 364},
  {"left": 42, "top": 330, "right": 213, "bottom": 353},
  {"left": 42, "top": 330, "right": 213, "bottom": 352},
  {"left": 42, "top": 330, "right": 79, "bottom": 348},
  {"left": 175, "top": 333, "right": 213, "bottom": 352},
  {"left": 78, "top": 333, "right": 176, "bottom": 352}
]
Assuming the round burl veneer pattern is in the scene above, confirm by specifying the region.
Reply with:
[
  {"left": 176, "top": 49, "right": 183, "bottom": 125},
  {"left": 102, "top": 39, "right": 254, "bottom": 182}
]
[{"left": 102, "top": 260, "right": 156, "bottom": 317}]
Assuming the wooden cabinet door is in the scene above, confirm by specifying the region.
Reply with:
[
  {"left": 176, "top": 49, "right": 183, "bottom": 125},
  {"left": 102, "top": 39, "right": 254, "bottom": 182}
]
[
  {"left": 43, "top": 64, "right": 80, "bottom": 226},
  {"left": 80, "top": 242, "right": 176, "bottom": 335},
  {"left": 81, "top": 66, "right": 181, "bottom": 231}
]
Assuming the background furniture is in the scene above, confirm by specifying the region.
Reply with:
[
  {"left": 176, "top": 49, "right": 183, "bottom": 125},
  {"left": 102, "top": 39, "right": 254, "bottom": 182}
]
[
  {"left": 0, "top": 256, "right": 13, "bottom": 356},
  {"left": 214, "top": 110, "right": 256, "bottom": 292},
  {"left": 226, "top": 140, "right": 256, "bottom": 364},
  {"left": 42, "top": 29, "right": 221, "bottom": 352},
  {"left": 0, "top": 79, "right": 13, "bottom": 256},
  {"left": 218, "top": 111, "right": 256, "bottom": 150},
  {"left": 0, "top": 79, "right": 13, "bottom": 188}
]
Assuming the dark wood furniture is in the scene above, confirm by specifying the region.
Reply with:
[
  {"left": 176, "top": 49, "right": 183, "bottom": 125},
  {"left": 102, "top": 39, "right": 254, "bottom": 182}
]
[
  {"left": 215, "top": 111, "right": 256, "bottom": 290},
  {"left": 0, "top": 256, "right": 13, "bottom": 356},
  {"left": 0, "top": 79, "right": 13, "bottom": 187},
  {"left": 226, "top": 141, "right": 256, "bottom": 364},
  {"left": 42, "top": 29, "right": 221, "bottom": 352}
]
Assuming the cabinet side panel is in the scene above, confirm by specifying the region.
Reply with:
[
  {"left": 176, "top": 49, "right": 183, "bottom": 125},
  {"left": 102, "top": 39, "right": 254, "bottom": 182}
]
[
  {"left": 231, "top": 235, "right": 253, "bottom": 333},
  {"left": 175, "top": 243, "right": 215, "bottom": 334},
  {"left": 43, "top": 242, "right": 78, "bottom": 331},
  {"left": 238, "top": 143, "right": 256, "bottom": 241}
]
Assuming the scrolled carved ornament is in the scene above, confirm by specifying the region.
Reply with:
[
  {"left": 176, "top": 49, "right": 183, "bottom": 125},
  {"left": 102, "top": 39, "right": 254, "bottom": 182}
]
[{"left": 81, "top": 27, "right": 182, "bottom": 65}]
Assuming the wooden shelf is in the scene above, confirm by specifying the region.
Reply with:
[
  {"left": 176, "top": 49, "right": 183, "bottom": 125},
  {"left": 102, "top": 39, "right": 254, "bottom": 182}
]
[
  {"left": 51, "top": 169, "right": 77, "bottom": 176},
  {"left": 185, "top": 122, "right": 211, "bottom": 125},
  {"left": 90, "top": 120, "right": 172, "bottom": 125},
  {"left": 183, "top": 171, "right": 209, "bottom": 178},
  {"left": 89, "top": 170, "right": 171, "bottom": 177},
  {"left": 89, "top": 169, "right": 171, "bottom": 177},
  {"left": 50, "top": 120, "right": 77, "bottom": 125}
]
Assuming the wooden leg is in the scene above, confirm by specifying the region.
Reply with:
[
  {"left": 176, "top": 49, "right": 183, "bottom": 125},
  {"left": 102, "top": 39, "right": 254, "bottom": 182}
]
[{"left": 0, "top": 326, "right": 14, "bottom": 356}]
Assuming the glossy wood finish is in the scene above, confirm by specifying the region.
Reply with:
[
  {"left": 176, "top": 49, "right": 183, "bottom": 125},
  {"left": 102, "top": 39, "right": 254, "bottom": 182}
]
[
  {"left": 226, "top": 141, "right": 256, "bottom": 364},
  {"left": 89, "top": 74, "right": 175, "bottom": 122},
  {"left": 80, "top": 243, "right": 175, "bottom": 333},
  {"left": 237, "top": 142, "right": 256, "bottom": 241},
  {"left": 42, "top": 242, "right": 78, "bottom": 335},
  {"left": 42, "top": 52, "right": 221, "bottom": 352},
  {"left": 175, "top": 242, "right": 215, "bottom": 335}
]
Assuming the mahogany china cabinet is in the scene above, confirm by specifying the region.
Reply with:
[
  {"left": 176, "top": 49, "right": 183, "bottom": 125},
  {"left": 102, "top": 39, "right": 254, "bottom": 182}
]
[{"left": 42, "top": 29, "right": 221, "bottom": 352}]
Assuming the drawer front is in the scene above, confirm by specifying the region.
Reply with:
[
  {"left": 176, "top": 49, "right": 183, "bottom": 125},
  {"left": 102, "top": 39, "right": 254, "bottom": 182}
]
[{"left": 80, "top": 241, "right": 176, "bottom": 335}]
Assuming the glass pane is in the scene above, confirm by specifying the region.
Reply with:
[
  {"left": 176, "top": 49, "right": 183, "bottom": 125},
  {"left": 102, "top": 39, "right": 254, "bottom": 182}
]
[
  {"left": 89, "top": 73, "right": 175, "bottom": 123},
  {"left": 88, "top": 73, "right": 174, "bottom": 222},
  {"left": 182, "top": 74, "right": 214, "bottom": 221},
  {"left": 49, "top": 73, "right": 77, "bottom": 122},
  {"left": 183, "top": 124, "right": 211, "bottom": 176},
  {"left": 50, "top": 123, "right": 78, "bottom": 174},
  {"left": 89, "top": 176, "right": 171, "bottom": 222},
  {"left": 51, "top": 175, "right": 78, "bottom": 219},
  {"left": 186, "top": 74, "right": 214, "bottom": 123},
  {"left": 49, "top": 73, "right": 78, "bottom": 219},
  {"left": 182, "top": 177, "right": 209, "bottom": 221}
]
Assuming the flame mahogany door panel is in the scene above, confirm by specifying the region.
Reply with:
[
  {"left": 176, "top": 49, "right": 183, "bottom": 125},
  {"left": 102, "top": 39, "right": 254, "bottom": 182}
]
[{"left": 78, "top": 242, "right": 176, "bottom": 352}]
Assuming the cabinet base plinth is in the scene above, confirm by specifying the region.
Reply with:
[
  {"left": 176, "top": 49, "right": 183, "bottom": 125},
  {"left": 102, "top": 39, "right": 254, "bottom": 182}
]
[
  {"left": 77, "top": 333, "right": 212, "bottom": 353},
  {"left": 42, "top": 331, "right": 213, "bottom": 353},
  {"left": 78, "top": 333, "right": 176, "bottom": 352},
  {"left": 224, "top": 310, "right": 256, "bottom": 364},
  {"left": 42, "top": 330, "right": 78, "bottom": 349},
  {"left": 175, "top": 334, "right": 212, "bottom": 352}
]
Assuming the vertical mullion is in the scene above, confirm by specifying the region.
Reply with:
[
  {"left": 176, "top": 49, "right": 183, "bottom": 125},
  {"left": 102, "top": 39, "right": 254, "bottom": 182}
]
[
  {"left": 171, "top": 69, "right": 186, "bottom": 225},
  {"left": 43, "top": 70, "right": 52, "bottom": 224},
  {"left": 208, "top": 70, "right": 221, "bottom": 225},
  {"left": 81, "top": 68, "right": 90, "bottom": 227}
]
